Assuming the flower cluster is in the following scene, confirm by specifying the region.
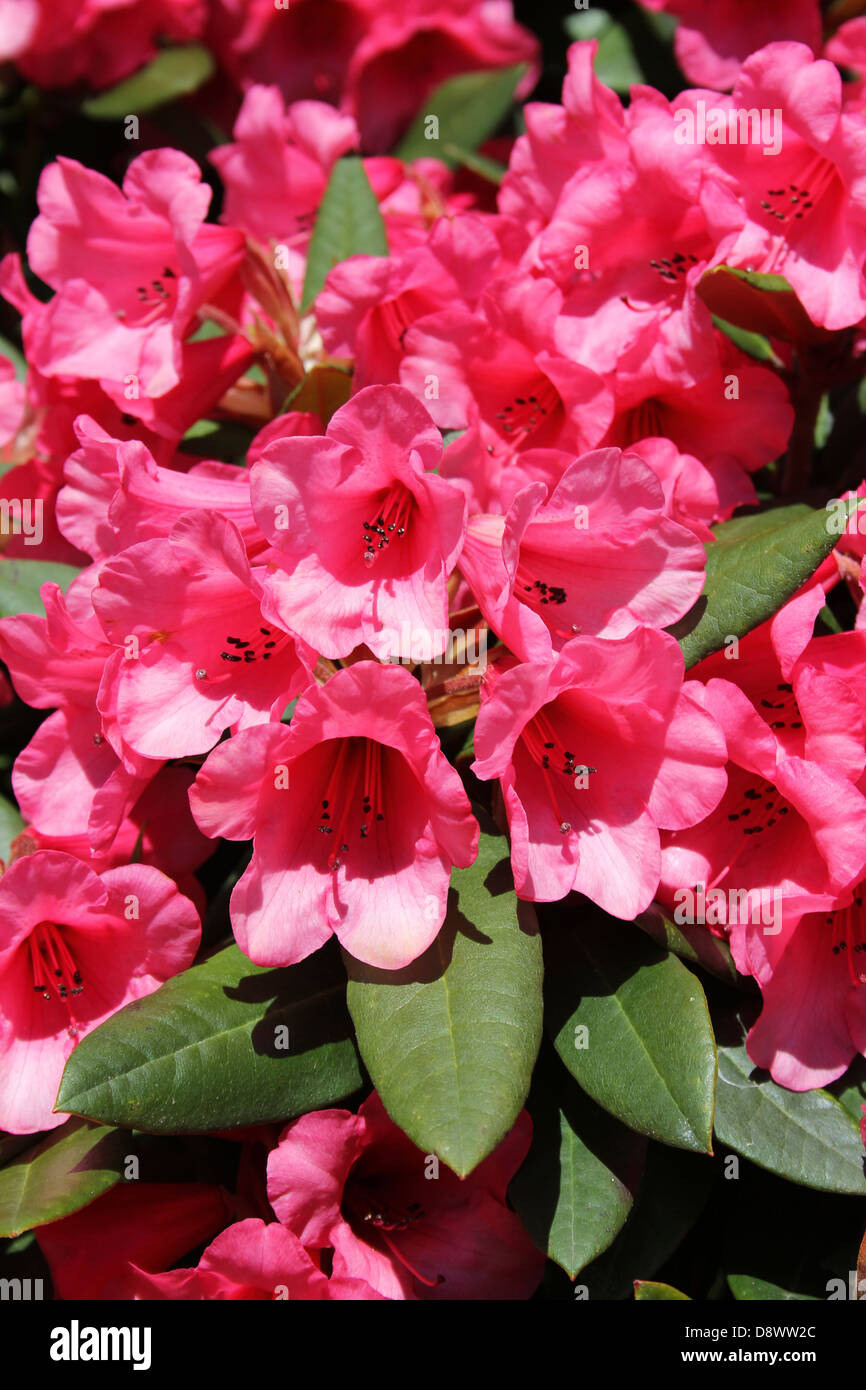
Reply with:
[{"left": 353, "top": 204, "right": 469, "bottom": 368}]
[{"left": 2, "top": 0, "right": 866, "bottom": 1303}]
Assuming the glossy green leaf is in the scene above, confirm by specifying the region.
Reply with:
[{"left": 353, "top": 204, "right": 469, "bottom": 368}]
[
  {"left": 714, "top": 1014, "right": 866, "bottom": 1195},
  {"left": 345, "top": 825, "right": 543, "bottom": 1176},
  {"left": 635, "top": 904, "right": 742, "bottom": 987},
  {"left": 0, "top": 559, "right": 81, "bottom": 619},
  {"left": 0, "top": 1118, "right": 124, "bottom": 1237},
  {"left": 0, "top": 794, "right": 24, "bottom": 866},
  {"left": 510, "top": 1048, "right": 647, "bottom": 1278},
  {"left": 301, "top": 157, "right": 388, "bottom": 313},
  {"left": 634, "top": 1280, "right": 691, "bottom": 1300},
  {"left": 566, "top": 11, "right": 644, "bottom": 92},
  {"left": 670, "top": 501, "right": 859, "bottom": 669},
  {"left": 727, "top": 1274, "right": 818, "bottom": 1301},
  {"left": 393, "top": 64, "right": 527, "bottom": 166},
  {"left": 56, "top": 942, "right": 362, "bottom": 1132},
  {"left": 581, "top": 1143, "right": 716, "bottom": 1299},
  {"left": 81, "top": 46, "right": 215, "bottom": 119},
  {"left": 545, "top": 911, "right": 717, "bottom": 1153}
]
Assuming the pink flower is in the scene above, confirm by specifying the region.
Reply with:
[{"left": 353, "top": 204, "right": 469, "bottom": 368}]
[
  {"left": 738, "top": 882, "right": 866, "bottom": 1091},
  {"left": 190, "top": 662, "right": 479, "bottom": 969},
  {"left": 7, "top": 0, "right": 205, "bottom": 90},
  {"left": 457, "top": 447, "right": 706, "bottom": 661},
  {"left": 57, "top": 416, "right": 261, "bottom": 563},
  {"left": 472, "top": 632, "right": 728, "bottom": 916},
  {"left": 209, "top": 0, "right": 538, "bottom": 152},
  {"left": 315, "top": 213, "right": 517, "bottom": 389},
  {"left": 602, "top": 336, "right": 793, "bottom": 484},
  {"left": 125, "top": 1219, "right": 383, "bottom": 1300},
  {"left": 499, "top": 41, "right": 627, "bottom": 236},
  {"left": 0, "top": 569, "right": 165, "bottom": 852},
  {"left": 0, "top": 849, "right": 200, "bottom": 1133},
  {"left": 695, "top": 43, "right": 866, "bottom": 330},
  {"left": 250, "top": 385, "right": 466, "bottom": 661},
  {"left": 265, "top": 1093, "right": 543, "bottom": 1299},
  {"left": 399, "top": 276, "right": 613, "bottom": 463},
  {"left": 92, "top": 511, "right": 316, "bottom": 759},
  {"left": 25, "top": 150, "right": 245, "bottom": 396},
  {"left": 659, "top": 679, "right": 866, "bottom": 921},
  {"left": 210, "top": 87, "right": 360, "bottom": 293},
  {"left": 639, "top": 0, "right": 822, "bottom": 90},
  {"left": 37, "top": 1182, "right": 231, "bottom": 1300}
]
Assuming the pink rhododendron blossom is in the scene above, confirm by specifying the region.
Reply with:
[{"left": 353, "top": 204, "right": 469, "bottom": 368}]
[
  {"left": 0, "top": 572, "right": 165, "bottom": 851},
  {"left": 92, "top": 511, "right": 316, "bottom": 759},
  {"left": 250, "top": 385, "right": 466, "bottom": 661},
  {"left": 266, "top": 1094, "right": 543, "bottom": 1299},
  {"left": 37, "top": 1183, "right": 231, "bottom": 1300},
  {"left": 5, "top": 0, "right": 205, "bottom": 89},
  {"left": 126, "top": 1218, "right": 384, "bottom": 1300},
  {"left": 457, "top": 447, "right": 706, "bottom": 660},
  {"left": 737, "top": 883, "right": 866, "bottom": 1091},
  {"left": 659, "top": 679, "right": 866, "bottom": 921},
  {"left": 190, "top": 662, "right": 478, "bottom": 969},
  {"left": 0, "top": 850, "right": 200, "bottom": 1133},
  {"left": 472, "top": 631, "right": 728, "bottom": 916},
  {"left": 639, "top": 0, "right": 822, "bottom": 90},
  {"left": 694, "top": 43, "right": 866, "bottom": 331},
  {"left": 25, "top": 150, "right": 245, "bottom": 396},
  {"left": 209, "top": 0, "right": 539, "bottom": 151},
  {"left": 400, "top": 277, "right": 613, "bottom": 463}
]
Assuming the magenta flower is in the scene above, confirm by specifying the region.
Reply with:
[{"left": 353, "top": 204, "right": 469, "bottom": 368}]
[
  {"left": 190, "top": 662, "right": 479, "bottom": 969},
  {"left": 0, "top": 849, "right": 200, "bottom": 1133},
  {"left": 250, "top": 385, "right": 466, "bottom": 661},
  {"left": 25, "top": 149, "right": 244, "bottom": 395},
  {"left": 399, "top": 277, "right": 613, "bottom": 463},
  {"left": 125, "top": 1219, "right": 383, "bottom": 1301},
  {"left": 639, "top": 0, "right": 821, "bottom": 90},
  {"left": 739, "top": 882, "right": 866, "bottom": 1091},
  {"left": 697, "top": 42, "right": 866, "bottom": 330},
  {"left": 659, "top": 679, "right": 866, "bottom": 920},
  {"left": 472, "top": 632, "right": 727, "bottom": 917},
  {"left": 92, "top": 512, "right": 316, "bottom": 759},
  {"left": 458, "top": 446, "right": 706, "bottom": 661},
  {"left": 265, "top": 1094, "right": 543, "bottom": 1300}
]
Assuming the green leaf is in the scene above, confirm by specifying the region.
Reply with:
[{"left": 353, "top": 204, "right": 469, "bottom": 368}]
[
  {"left": 510, "top": 1047, "right": 647, "bottom": 1278},
  {"left": 544, "top": 909, "right": 717, "bottom": 1153},
  {"left": 56, "top": 942, "right": 362, "bottom": 1133},
  {"left": 0, "top": 559, "right": 80, "bottom": 619},
  {"left": 393, "top": 64, "right": 528, "bottom": 167},
  {"left": 301, "top": 158, "right": 388, "bottom": 313},
  {"left": 565, "top": 11, "right": 644, "bottom": 93},
  {"left": 711, "top": 315, "right": 780, "bottom": 365},
  {"left": 0, "top": 333, "right": 26, "bottom": 381},
  {"left": 727, "top": 1274, "right": 818, "bottom": 1301},
  {"left": 581, "top": 1143, "right": 715, "bottom": 1299},
  {"left": 714, "top": 1013, "right": 866, "bottom": 1195},
  {"left": 345, "top": 823, "right": 543, "bottom": 1176},
  {"left": 827, "top": 1054, "right": 866, "bottom": 1124},
  {"left": 0, "top": 794, "right": 24, "bottom": 866},
  {"left": 440, "top": 143, "right": 506, "bottom": 184},
  {"left": 81, "top": 46, "right": 215, "bottom": 119},
  {"left": 634, "top": 1280, "right": 691, "bottom": 1300},
  {"left": 0, "top": 1118, "right": 124, "bottom": 1237},
  {"left": 670, "top": 502, "right": 857, "bottom": 670},
  {"left": 698, "top": 265, "right": 832, "bottom": 345},
  {"left": 635, "top": 904, "right": 743, "bottom": 987}
]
